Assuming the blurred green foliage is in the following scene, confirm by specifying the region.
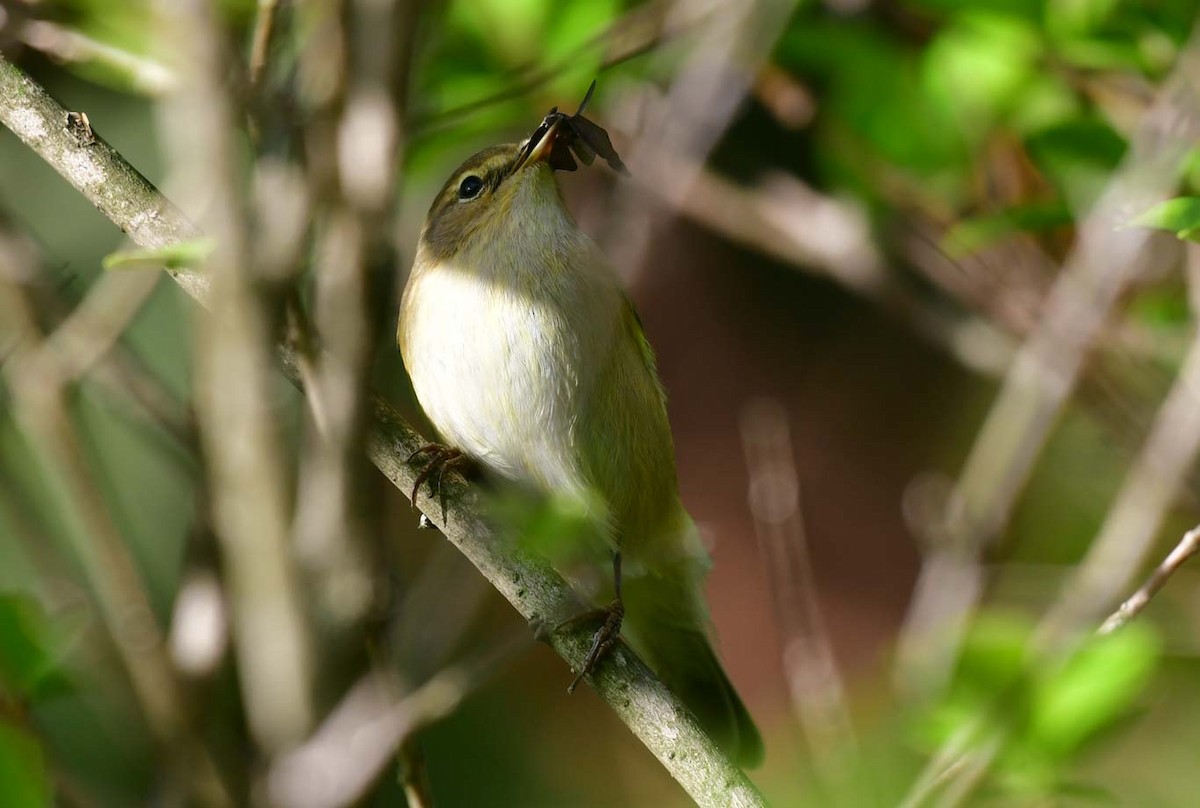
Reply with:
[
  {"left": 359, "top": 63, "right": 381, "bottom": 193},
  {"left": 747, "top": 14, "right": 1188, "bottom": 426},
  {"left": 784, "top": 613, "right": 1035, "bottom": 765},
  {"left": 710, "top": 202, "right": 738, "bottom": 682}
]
[
  {"left": 0, "top": 595, "right": 73, "bottom": 700},
  {"left": 917, "top": 615, "right": 1160, "bottom": 798}
]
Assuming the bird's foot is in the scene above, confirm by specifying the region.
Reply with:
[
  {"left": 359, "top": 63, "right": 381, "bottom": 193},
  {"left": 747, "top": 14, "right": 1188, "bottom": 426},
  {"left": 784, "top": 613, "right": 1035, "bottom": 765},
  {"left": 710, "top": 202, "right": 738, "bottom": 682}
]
[
  {"left": 407, "top": 443, "right": 475, "bottom": 521},
  {"left": 558, "top": 599, "right": 625, "bottom": 694}
]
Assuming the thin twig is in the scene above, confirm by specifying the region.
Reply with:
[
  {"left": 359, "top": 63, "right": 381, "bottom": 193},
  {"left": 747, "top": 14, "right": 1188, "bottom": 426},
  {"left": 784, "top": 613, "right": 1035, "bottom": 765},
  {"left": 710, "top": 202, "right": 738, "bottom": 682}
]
[
  {"left": 37, "top": 269, "right": 160, "bottom": 381},
  {"left": 1098, "top": 524, "right": 1200, "bottom": 635},
  {"left": 0, "top": 51, "right": 766, "bottom": 808},
  {"left": 267, "top": 629, "right": 528, "bottom": 808},
  {"left": 8, "top": 256, "right": 194, "bottom": 451},
  {"left": 248, "top": 0, "right": 282, "bottom": 88},
  {"left": 399, "top": 738, "right": 434, "bottom": 808},
  {"left": 410, "top": 0, "right": 680, "bottom": 134},
  {"left": 13, "top": 17, "right": 176, "bottom": 95}
]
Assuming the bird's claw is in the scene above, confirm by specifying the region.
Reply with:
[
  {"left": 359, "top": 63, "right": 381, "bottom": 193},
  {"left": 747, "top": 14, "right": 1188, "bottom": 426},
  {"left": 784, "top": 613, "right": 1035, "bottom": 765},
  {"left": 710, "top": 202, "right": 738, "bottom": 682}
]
[
  {"left": 407, "top": 443, "right": 474, "bottom": 522},
  {"left": 562, "top": 599, "right": 625, "bottom": 694}
]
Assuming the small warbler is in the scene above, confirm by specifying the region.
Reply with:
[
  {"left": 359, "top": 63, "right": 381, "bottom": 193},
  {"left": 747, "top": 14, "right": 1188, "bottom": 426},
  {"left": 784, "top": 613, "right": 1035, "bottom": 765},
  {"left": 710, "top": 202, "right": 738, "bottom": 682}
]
[{"left": 398, "top": 89, "right": 762, "bottom": 767}]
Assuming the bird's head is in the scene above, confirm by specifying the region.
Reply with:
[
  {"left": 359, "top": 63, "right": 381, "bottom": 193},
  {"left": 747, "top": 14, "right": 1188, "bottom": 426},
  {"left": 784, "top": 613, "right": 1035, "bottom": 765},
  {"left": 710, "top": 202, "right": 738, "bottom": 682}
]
[{"left": 419, "top": 117, "right": 570, "bottom": 263}]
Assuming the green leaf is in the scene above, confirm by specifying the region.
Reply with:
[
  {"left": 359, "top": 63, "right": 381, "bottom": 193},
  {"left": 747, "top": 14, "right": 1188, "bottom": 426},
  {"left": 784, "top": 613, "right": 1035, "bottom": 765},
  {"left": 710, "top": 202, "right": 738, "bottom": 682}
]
[
  {"left": 0, "top": 596, "right": 71, "bottom": 701},
  {"left": 542, "top": 0, "right": 618, "bottom": 97},
  {"left": 915, "top": 614, "right": 1035, "bottom": 749},
  {"left": 0, "top": 722, "right": 50, "bottom": 808},
  {"left": 449, "top": 0, "right": 550, "bottom": 65},
  {"left": 921, "top": 13, "right": 1042, "bottom": 142},
  {"left": 102, "top": 238, "right": 215, "bottom": 271},
  {"left": 1046, "top": 0, "right": 1120, "bottom": 37},
  {"left": 1130, "top": 197, "right": 1200, "bottom": 241},
  {"left": 1028, "top": 625, "right": 1159, "bottom": 758}
]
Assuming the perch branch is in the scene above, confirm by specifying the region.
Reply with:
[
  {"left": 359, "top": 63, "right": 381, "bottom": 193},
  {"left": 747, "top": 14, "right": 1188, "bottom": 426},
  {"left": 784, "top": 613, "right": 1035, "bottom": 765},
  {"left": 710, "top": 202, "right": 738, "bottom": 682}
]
[{"left": 0, "top": 52, "right": 765, "bottom": 808}]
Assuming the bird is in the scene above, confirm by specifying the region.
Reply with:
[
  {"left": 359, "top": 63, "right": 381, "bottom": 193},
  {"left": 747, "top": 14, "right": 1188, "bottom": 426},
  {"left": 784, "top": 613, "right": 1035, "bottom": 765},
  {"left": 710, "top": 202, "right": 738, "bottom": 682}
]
[{"left": 397, "top": 92, "right": 763, "bottom": 768}]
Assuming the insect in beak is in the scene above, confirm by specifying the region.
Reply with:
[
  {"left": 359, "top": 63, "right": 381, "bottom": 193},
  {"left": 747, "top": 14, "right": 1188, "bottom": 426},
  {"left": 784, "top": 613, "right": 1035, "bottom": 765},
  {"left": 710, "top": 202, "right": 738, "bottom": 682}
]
[{"left": 509, "top": 80, "right": 629, "bottom": 178}]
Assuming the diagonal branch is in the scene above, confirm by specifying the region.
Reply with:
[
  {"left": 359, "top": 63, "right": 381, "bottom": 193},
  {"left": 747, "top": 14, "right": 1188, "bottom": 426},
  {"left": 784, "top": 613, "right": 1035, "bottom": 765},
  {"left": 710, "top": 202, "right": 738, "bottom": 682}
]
[{"left": 0, "top": 52, "right": 765, "bottom": 808}]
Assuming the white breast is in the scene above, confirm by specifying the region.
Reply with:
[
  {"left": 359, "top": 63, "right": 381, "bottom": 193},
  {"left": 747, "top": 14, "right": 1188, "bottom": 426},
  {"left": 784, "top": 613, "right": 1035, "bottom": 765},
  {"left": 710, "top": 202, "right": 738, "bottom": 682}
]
[{"left": 401, "top": 237, "right": 621, "bottom": 499}]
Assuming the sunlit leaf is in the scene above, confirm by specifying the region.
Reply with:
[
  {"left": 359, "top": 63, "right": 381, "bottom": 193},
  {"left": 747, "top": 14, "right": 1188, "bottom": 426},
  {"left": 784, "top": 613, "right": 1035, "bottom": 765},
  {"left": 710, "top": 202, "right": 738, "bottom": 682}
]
[
  {"left": 914, "top": 614, "right": 1034, "bottom": 748},
  {"left": 921, "top": 13, "right": 1042, "bottom": 141},
  {"left": 102, "top": 238, "right": 215, "bottom": 271},
  {"left": 1130, "top": 197, "right": 1200, "bottom": 241},
  {"left": 1053, "top": 37, "right": 1144, "bottom": 71},
  {"left": 449, "top": 0, "right": 550, "bottom": 65},
  {"left": 1028, "top": 625, "right": 1160, "bottom": 758}
]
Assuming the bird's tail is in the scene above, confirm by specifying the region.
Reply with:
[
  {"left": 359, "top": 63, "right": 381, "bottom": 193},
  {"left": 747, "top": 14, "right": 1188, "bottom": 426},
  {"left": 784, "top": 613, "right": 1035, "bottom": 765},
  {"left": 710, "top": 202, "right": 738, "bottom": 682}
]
[{"left": 621, "top": 561, "right": 764, "bottom": 768}]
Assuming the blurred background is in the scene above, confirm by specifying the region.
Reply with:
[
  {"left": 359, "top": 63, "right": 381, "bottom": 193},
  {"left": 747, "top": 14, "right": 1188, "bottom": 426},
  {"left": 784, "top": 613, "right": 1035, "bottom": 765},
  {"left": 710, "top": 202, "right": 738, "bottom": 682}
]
[{"left": 3, "top": 0, "right": 1200, "bottom": 805}]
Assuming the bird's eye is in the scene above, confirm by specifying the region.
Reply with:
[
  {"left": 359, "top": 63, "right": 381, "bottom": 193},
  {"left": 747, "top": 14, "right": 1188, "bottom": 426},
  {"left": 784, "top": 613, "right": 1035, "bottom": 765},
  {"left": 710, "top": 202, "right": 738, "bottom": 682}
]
[{"left": 458, "top": 175, "right": 485, "bottom": 200}]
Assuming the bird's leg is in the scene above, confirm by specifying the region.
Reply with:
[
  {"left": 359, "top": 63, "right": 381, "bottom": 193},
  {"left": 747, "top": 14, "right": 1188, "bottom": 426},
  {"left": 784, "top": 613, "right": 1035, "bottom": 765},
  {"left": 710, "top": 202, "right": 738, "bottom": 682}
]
[
  {"left": 406, "top": 443, "right": 476, "bottom": 521},
  {"left": 565, "top": 552, "right": 624, "bottom": 694}
]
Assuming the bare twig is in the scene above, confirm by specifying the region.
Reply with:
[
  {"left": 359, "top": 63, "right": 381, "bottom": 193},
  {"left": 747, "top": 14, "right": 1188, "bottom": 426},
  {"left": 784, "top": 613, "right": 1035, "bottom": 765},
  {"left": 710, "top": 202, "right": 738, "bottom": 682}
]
[
  {"left": 399, "top": 738, "right": 434, "bottom": 808},
  {"left": 267, "top": 629, "right": 528, "bottom": 808},
  {"left": 896, "top": 36, "right": 1200, "bottom": 694},
  {"left": 0, "top": 51, "right": 766, "bottom": 808},
  {"left": 248, "top": 0, "right": 282, "bottom": 88},
  {"left": 1098, "top": 524, "right": 1200, "bottom": 635},
  {"left": 38, "top": 269, "right": 160, "bottom": 381},
  {"left": 13, "top": 17, "right": 176, "bottom": 95},
  {"left": 411, "top": 0, "right": 680, "bottom": 133}
]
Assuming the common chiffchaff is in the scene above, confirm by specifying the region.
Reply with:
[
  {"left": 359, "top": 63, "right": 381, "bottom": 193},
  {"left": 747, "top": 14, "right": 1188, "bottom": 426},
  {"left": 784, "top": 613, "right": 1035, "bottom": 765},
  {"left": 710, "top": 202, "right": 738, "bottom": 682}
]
[{"left": 398, "top": 98, "right": 762, "bottom": 767}]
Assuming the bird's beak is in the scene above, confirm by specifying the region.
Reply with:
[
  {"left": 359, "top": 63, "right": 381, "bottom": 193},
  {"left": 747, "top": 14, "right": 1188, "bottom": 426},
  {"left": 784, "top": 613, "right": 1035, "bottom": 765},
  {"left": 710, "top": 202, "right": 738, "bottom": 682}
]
[
  {"left": 527, "top": 117, "right": 561, "bottom": 165},
  {"left": 511, "top": 117, "right": 562, "bottom": 174}
]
